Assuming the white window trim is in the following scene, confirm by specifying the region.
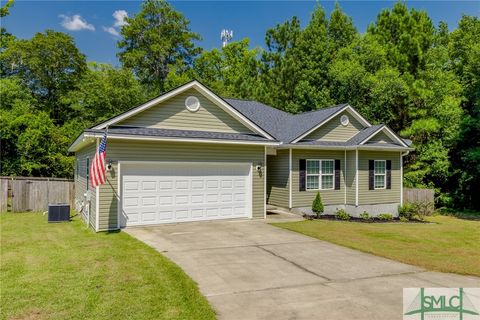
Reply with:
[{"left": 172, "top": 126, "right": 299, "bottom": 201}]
[
  {"left": 374, "top": 160, "right": 387, "bottom": 190},
  {"left": 306, "top": 159, "right": 335, "bottom": 191}
]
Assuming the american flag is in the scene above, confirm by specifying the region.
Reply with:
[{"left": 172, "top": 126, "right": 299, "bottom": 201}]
[{"left": 90, "top": 130, "right": 107, "bottom": 188}]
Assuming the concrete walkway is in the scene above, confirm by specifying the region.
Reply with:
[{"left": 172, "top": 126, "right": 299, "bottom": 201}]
[{"left": 125, "top": 214, "right": 479, "bottom": 320}]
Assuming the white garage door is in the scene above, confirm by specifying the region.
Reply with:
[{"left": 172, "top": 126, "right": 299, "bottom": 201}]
[{"left": 121, "top": 162, "right": 252, "bottom": 226}]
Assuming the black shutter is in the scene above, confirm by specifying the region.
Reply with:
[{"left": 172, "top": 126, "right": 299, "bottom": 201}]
[
  {"left": 386, "top": 160, "right": 392, "bottom": 189},
  {"left": 299, "top": 159, "right": 306, "bottom": 191},
  {"left": 369, "top": 160, "right": 374, "bottom": 190},
  {"left": 334, "top": 159, "right": 341, "bottom": 190}
]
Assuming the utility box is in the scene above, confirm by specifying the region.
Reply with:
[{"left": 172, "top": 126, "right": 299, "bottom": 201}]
[{"left": 48, "top": 203, "right": 70, "bottom": 222}]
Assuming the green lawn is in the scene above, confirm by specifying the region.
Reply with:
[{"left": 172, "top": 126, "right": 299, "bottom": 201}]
[
  {"left": 0, "top": 213, "right": 215, "bottom": 320},
  {"left": 272, "top": 215, "right": 480, "bottom": 277}
]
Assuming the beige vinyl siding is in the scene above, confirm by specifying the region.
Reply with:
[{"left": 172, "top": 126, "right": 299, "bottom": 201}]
[
  {"left": 266, "top": 149, "right": 289, "bottom": 208},
  {"left": 303, "top": 111, "right": 364, "bottom": 142},
  {"left": 74, "top": 143, "right": 96, "bottom": 229},
  {"left": 98, "top": 140, "right": 265, "bottom": 230},
  {"left": 358, "top": 151, "right": 401, "bottom": 205},
  {"left": 291, "top": 149, "right": 345, "bottom": 207},
  {"left": 345, "top": 150, "right": 356, "bottom": 205},
  {"left": 119, "top": 88, "right": 253, "bottom": 134},
  {"left": 367, "top": 131, "right": 396, "bottom": 144}
]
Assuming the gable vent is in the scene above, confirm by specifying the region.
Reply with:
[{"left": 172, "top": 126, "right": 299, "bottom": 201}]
[{"left": 185, "top": 96, "right": 200, "bottom": 112}]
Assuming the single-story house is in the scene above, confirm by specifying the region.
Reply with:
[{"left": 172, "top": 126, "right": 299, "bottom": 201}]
[{"left": 69, "top": 80, "right": 413, "bottom": 231}]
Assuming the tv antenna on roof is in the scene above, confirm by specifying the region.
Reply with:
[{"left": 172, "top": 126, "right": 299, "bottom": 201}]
[{"left": 221, "top": 29, "right": 233, "bottom": 47}]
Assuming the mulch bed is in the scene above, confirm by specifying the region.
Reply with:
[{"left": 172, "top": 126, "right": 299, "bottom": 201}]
[{"left": 304, "top": 214, "right": 429, "bottom": 223}]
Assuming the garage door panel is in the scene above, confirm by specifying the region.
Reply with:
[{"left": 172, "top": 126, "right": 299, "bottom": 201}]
[
  {"left": 206, "top": 207, "right": 219, "bottom": 217},
  {"left": 159, "top": 181, "right": 173, "bottom": 190},
  {"left": 123, "top": 197, "right": 139, "bottom": 208},
  {"left": 191, "top": 194, "right": 204, "bottom": 204},
  {"left": 141, "top": 211, "right": 157, "bottom": 222},
  {"left": 175, "top": 195, "right": 189, "bottom": 205},
  {"left": 141, "top": 181, "right": 157, "bottom": 191},
  {"left": 141, "top": 196, "right": 156, "bottom": 206},
  {"left": 122, "top": 162, "right": 252, "bottom": 226},
  {"left": 175, "top": 209, "right": 189, "bottom": 219},
  {"left": 191, "top": 208, "right": 204, "bottom": 218}
]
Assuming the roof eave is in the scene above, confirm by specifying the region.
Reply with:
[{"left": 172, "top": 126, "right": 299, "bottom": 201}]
[
  {"left": 277, "top": 144, "right": 414, "bottom": 151},
  {"left": 70, "top": 132, "right": 280, "bottom": 152}
]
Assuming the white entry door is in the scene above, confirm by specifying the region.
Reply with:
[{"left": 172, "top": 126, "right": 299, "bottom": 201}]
[{"left": 120, "top": 162, "right": 252, "bottom": 226}]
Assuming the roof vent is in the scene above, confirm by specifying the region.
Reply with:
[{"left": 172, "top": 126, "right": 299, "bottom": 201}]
[
  {"left": 185, "top": 96, "right": 200, "bottom": 112},
  {"left": 340, "top": 115, "right": 349, "bottom": 126}
]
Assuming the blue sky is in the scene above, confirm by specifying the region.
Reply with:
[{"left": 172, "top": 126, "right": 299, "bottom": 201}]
[{"left": 2, "top": 1, "right": 479, "bottom": 65}]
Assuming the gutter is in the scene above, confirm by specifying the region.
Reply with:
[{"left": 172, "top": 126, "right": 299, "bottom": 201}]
[
  {"left": 277, "top": 144, "right": 414, "bottom": 152},
  {"left": 69, "top": 132, "right": 281, "bottom": 152}
]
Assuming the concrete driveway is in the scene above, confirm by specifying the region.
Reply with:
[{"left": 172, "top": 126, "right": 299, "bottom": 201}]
[{"left": 125, "top": 215, "right": 479, "bottom": 320}]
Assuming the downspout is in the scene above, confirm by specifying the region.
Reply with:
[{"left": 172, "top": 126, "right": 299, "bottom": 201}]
[
  {"left": 400, "top": 151, "right": 410, "bottom": 206},
  {"left": 355, "top": 148, "right": 359, "bottom": 207},
  {"left": 264, "top": 145, "right": 267, "bottom": 219},
  {"left": 288, "top": 148, "right": 292, "bottom": 209},
  {"left": 344, "top": 148, "right": 347, "bottom": 205}
]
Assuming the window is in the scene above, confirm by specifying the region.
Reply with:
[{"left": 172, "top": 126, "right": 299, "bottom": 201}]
[
  {"left": 86, "top": 157, "right": 90, "bottom": 191},
  {"left": 306, "top": 160, "right": 334, "bottom": 190},
  {"left": 374, "top": 160, "right": 386, "bottom": 189}
]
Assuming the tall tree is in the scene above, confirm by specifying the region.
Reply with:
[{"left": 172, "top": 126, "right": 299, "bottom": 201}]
[
  {"left": 193, "top": 39, "right": 262, "bottom": 99},
  {"left": 62, "top": 62, "right": 145, "bottom": 127},
  {"left": 368, "top": 2, "right": 434, "bottom": 75},
  {"left": 118, "top": 0, "right": 201, "bottom": 92},
  {"left": 448, "top": 16, "right": 480, "bottom": 209},
  {"left": 0, "top": 30, "right": 87, "bottom": 124},
  {"left": 259, "top": 16, "right": 302, "bottom": 111}
]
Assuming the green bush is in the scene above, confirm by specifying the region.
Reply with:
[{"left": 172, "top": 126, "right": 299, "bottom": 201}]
[
  {"left": 398, "top": 202, "right": 435, "bottom": 221},
  {"left": 414, "top": 202, "right": 435, "bottom": 220},
  {"left": 378, "top": 213, "right": 393, "bottom": 221},
  {"left": 399, "top": 216, "right": 409, "bottom": 222},
  {"left": 359, "top": 211, "right": 370, "bottom": 220},
  {"left": 312, "top": 192, "right": 324, "bottom": 218},
  {"left": 398, "top": 203, "right": 416, "bottom": 220},
  {"left": 335, "top": 209, "right": 350, "bottom": 220}
]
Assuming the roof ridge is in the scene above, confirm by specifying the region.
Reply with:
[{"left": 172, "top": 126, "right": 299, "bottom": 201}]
[{"left": 294, "top": 103, "right": 348, "bottom": 116}]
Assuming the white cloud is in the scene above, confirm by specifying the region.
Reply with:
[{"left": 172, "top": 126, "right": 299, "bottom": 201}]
[
  {"left": 103, "top": 10, "right": 128, "bottom": 37},
  {"left": 103, "top": 26, "right": 119, "bottom": 37},
  {"left": 59, "top": 14, "right": 95, "bottom": 31},
  {"left": 113, "top": 10, "right": 128, "bottom": 27}
]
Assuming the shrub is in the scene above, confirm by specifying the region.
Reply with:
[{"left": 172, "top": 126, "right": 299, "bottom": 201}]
[
  {"left": 312, "top": 192, "right": 324, "bottom": 218},
  {"left": 399, "top": 216, "right": 409, "bottom": 222},
  {"left": 398, "top": 203, "right": 416, "bottom": 220},
  {"left": 359, "top": 211, "right": 370, "bottom": 220},
  {"left": 414, "top": 202, "right": 435, "bottom": 220},
  {"left": 335, "top": 209, "right": 350, "bottom": 220},
  {"left": 378, "top": 213, "right": 393, "bottom": 221},
  {"left": 398, "top": 202, "right": 435, "bottom": 221}
]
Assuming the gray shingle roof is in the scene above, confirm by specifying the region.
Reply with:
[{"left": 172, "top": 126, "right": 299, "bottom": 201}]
[
  {"left": 225, "top": 98, "right": 348, "bottom": 143},
  {"left": 346, "top": 124, "right": 384, "bottom": 145},
  {"left": 85, "top": 127, "right": 271, "bottom": 142}
]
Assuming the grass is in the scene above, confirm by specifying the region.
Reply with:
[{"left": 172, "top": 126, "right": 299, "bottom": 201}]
[
  {"left": 0, "top": 213, "right": 215, "bottom": 320},
  {"left": 271, "top": 215, "right": 480, "bottom": 277}
]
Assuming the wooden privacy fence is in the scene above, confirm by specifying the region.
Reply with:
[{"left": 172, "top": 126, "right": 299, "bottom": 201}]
[
  {"left": 0, "top": 177, "right": 75, "bottom": 213},
  {"left": 403, "top": 188, "right": 434, "bottom": 205}
]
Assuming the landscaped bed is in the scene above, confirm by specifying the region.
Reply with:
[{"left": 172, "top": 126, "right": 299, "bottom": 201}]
[
  {"left": 304, "top": 214, "right": 428, "bottom": 223},
  {"left": 271, "top": 215, "right": 480, "bottom": 277},
  {"left": 0, "top": 212, "right": 216, "bottom": 320}
]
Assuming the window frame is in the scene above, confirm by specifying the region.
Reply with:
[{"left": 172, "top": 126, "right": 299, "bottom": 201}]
[
  {"left": 305, "top": 159, "right": 335, "bottom": 191},
  {"left": 374, "top": 160, "right": 386, "bottom": 190}
]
